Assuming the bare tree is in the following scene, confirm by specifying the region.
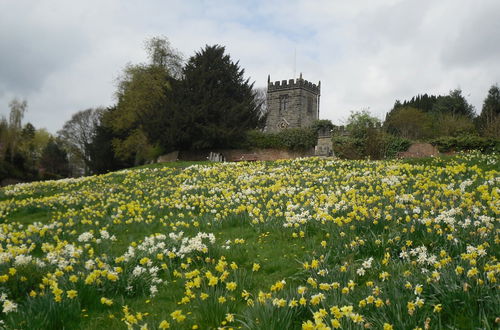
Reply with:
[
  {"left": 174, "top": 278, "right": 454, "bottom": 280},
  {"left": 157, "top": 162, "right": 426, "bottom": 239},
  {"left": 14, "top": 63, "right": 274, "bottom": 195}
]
[
  {"left": 254, "top": 87, "right": 268, "bottom": 119},
  {"left": 0, "top": 117, "right": 8, "bottom": 160},
  {"left": 7, "top": 98, "right": 27, "bottom": 162},
  {"left": 58, "top": 108, "right": 103, "bottom": 175}
]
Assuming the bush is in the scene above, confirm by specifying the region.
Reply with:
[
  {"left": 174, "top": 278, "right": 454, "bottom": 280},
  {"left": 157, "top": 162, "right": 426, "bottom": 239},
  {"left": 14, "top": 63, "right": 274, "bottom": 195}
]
[
  {"left": 384, "top": 135, "right": 411, "bottom": 158},
  {"left": 242, "top": 128, "right": 317, "bottom": 151},
  {"left": 332, "top": 132, "right": 410, "bottom": 160},
  {"left": 430, "top": 135, "right": 500, "bottom": 153},
  {"left": 331, "top": 136, "right": 364, "bottom": 159}
]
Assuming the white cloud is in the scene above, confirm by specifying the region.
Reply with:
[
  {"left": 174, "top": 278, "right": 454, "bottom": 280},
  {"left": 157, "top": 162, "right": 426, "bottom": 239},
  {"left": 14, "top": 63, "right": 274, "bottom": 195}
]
[{"left": 0, "top": 0, "right": 499, "bottom": 132}]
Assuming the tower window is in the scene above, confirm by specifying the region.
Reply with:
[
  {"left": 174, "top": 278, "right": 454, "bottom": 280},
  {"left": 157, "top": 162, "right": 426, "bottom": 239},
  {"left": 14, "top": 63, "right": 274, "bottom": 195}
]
[
  {"left": 307, "top": 96, "right": 313, "bottom": 114},
  {"left": 279, "top": 95, "right": 288, "bottom": 114}
]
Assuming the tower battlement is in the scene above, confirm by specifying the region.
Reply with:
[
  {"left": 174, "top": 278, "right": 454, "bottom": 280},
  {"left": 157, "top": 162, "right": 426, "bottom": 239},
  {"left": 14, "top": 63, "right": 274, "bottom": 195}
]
[{"left": 267, "top": 75, "right": 321, "bottom": 94}]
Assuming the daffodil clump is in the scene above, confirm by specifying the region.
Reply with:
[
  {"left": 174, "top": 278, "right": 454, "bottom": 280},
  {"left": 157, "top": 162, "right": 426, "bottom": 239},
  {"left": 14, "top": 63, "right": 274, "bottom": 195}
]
[{"left": 0, "top": 152, "right": 498, "bottom": 329}]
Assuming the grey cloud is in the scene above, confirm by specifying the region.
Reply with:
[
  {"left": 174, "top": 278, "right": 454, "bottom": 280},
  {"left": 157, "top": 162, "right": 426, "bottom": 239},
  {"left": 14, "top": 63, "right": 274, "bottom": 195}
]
[
  {"left": 441, "top": 4, "right": 500, "bottom": 67},
  {"left": 355, "top": 0, "right": 432, "bottom": 51},
  {"left": 0, "top": 3, "right": 90, "bottom": 95}
]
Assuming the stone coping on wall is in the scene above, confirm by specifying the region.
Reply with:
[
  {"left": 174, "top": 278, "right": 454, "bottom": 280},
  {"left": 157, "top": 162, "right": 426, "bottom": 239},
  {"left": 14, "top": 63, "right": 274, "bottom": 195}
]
[{"left": 157, "top": 148, "right": 316, "bottom": 162}]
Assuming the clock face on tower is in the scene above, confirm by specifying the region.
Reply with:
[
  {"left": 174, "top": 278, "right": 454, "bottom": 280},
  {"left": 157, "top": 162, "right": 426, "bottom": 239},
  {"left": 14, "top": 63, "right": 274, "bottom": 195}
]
[{"left": 277, "top": 117, "right": 290, "bottom": 129}]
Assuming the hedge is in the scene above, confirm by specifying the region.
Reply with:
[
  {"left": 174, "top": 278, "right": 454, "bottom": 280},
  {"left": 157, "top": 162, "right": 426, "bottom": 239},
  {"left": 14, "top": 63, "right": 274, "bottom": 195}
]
[
  {"left": 242, "top": 128, "right": 317, "bottom": 151},
  {"left": 430, "top": 135, "right": 499, "bottom": 153}
]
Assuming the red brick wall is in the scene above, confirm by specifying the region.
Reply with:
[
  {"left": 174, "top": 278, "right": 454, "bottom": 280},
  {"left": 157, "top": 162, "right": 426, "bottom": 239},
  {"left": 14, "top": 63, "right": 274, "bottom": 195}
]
[
  {"left": 175, "top": 148, "right": 315, "bottom": 162},
  {"left": 397, "top": 143, "right": 439, "bottom": 158}
]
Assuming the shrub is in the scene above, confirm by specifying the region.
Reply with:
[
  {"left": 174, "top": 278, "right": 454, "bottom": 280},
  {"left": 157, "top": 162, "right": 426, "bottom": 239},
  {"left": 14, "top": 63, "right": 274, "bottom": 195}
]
[
  {"left": 331, "top": 136, "right": 364, "bottom": 159},
  {"left": 430, "top": 135, "right": 500, "bottom": 153},
  {"left": 332, "top": 132, "right": 410, "bottom": 160},
  {"left": 242, "top": 128, "right": 317, "bottom": 151},
  {"left": 384, "top": 135, "right": 411, "bottom": 158}
]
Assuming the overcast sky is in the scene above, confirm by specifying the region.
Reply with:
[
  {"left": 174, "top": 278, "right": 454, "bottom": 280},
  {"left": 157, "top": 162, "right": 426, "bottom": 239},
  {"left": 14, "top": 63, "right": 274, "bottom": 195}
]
[{"left": 1, "top": 0, "right": 499, "bottom": 133}]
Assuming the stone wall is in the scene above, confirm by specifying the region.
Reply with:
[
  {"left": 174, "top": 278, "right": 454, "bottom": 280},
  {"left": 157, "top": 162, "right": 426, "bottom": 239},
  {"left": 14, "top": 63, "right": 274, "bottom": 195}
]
[
  {"left": 166, "top": 148, "right": 315, "bottom": 162},
  {"left": 156, "top": 151, "right": 179, "bottom": 162},
  {"left": 315, "top": 137, "right": 334, "bottom": 156}
]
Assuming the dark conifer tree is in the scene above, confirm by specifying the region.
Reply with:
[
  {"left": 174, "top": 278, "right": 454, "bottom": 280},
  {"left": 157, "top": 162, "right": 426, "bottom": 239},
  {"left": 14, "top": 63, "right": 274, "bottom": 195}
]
[
  {"left": 175, "top": 45, "right": 264, "bottom": 149},
  {"left": 477, "top": 84, "right": 500, "bottom": 137},
  {"left": 40, "top": 138, "right": 70, "bottom": 178},
  {"left": 87, "top": 108, "right": 134, "bottom": 174}
]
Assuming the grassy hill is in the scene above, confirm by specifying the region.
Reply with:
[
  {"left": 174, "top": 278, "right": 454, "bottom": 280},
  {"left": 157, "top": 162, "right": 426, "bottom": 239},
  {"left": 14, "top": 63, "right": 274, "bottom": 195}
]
[{"left": 0, "top": 153, "right": 498, "bottom": 329}]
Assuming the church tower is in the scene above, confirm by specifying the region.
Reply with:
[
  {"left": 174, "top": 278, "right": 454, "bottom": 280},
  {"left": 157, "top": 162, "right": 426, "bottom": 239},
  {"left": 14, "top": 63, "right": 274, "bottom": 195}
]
[{"left": 265, "top": 73, "right": 320, "bottom": 132}]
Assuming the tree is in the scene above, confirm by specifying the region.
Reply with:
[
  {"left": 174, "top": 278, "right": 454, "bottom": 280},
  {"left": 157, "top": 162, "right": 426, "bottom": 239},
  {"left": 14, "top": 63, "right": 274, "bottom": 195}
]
[
  {"left": 87, "top": 108, "right": 133, "bottom": 174},
  {"left": 58, "top": 108, "right": 102, "bottom": 175},
  {"left": 18, "top": 123, "right": 51, "bottom": 172},
  {"left": 145, "top": 36, "right": 184, "bottom": 78},
  {"left": 40, "top": 138, "right": 70, "bottom": 178},
  {"left": 7, "top": 98, "right": 27, "bottom": 162},
  {"left": 385, "top": 107, "right": 432, "bottom": 140},
  {"left": 311, "top": 119, "right": 334, "bottom": 134},
  {"left": 176, "top": 45, "right": 263, "bottom": 149},
  {"left": 345, "top": 109, "right": 381, "bottom": 140},
  {"left": 432, "top": 89, "right": 475, "bottom": 119},
  {"left": 432, "top": 113, "right": 475, "bottom": 137},
  {"left": 478, "top": 84, "right": 500, "bottom": 138},
  {"left": 253, "top": 87, "right": 268, "bottom": 119},
  {"left": 0, "top": 117, "right": 8, "bottom": 160},
  {"left": 110, "top": 36, "right": 183, "bottom": 164}
]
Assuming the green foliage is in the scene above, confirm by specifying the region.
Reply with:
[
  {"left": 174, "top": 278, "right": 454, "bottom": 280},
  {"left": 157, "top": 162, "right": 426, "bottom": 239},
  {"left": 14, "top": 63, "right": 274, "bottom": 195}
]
[
  {"left": 332, "top": 132, "right": 410, "bottom": 160},
  {"left": 392, "top": 93, "right": 439, "bottom": 112},
  {"left": 278, "top": 128, "right": 318, "bottom": 151},
  {"left": 310, "top": 119, "right": 334, "bottom": 133},
  {"left": 0, "top": 159, "right": 24, "bottom": 181},
  {"left": 432, "top": 89, "right": 476, "bottom": 119},
  {"left": 386, "top": 90, "right": 477, "bottom": 139},
  {"left": 477, "top": 84, "right": 500, "bottom": 138},
  {"left": 175, "top": 45, "right": 263, "bottom": 150},
  {"left": 331, "top": 135, "right": 364, "bottom": 159},
  {"left": 384, "top": 135, "right": 411, "bottom": 158},
  {"left": 242, "top": 128, "right": 317, "bottom": 151},
  {"left": 334, "top": 110, "right": 410, "bottom": 160},
  {"left": 6, "top": 98, "right": 27, "bottom": 163},
  {"left": 385, "top": 107, "right": 432, "bottom": 140},
  {"left": 0, "top": 110, "right": 54, "bottom": 182},
  {"left": 428, "top": 113, "right": 476, "bottom": 137},
  {"left": 39, "top": 138, "right": 71, "bottom": 178},
  {"left": 430, "top": 135, "right": 500, "bottom": 153},
  {"left": 346, "top": 110, "right": 381, "bottom": 140},
  {"left": 87, "top": 108, "right": 134, "bottom": 174},
  {"left": 109, "top": 37, "right": 182, "bottom": 163}
]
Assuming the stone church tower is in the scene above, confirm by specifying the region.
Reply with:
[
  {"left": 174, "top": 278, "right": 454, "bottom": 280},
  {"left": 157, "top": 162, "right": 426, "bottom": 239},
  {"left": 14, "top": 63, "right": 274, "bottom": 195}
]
[{"left": 265, "top": 74, "right": 320, "bottom": 132}]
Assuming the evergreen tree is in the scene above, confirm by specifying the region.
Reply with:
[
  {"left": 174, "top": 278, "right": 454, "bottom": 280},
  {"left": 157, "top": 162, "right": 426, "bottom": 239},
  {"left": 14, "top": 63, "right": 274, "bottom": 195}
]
[
  {"left": 176, "top": 45, "right": 263, "bottom": 149},
  {"left": 40, "top": 138, "right": 70, "bottom": 178},
  {"left": 432, "top": 89, "right": 475, "bottom": 119},
  {"left": 385, "top": 107, "right": 432, "bottom": 140},
  {"left": 478, "top": 84, "right": 500, "bottom": 137},
  {"left": 87, "top": 108, "right": 133, "bottom": 174}
]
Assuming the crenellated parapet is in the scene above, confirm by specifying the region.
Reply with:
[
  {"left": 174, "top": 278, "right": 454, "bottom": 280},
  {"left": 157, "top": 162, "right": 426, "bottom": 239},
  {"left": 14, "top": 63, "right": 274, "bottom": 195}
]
[{"left": 267, "top": 75, "right": 321, "bottom": 95}]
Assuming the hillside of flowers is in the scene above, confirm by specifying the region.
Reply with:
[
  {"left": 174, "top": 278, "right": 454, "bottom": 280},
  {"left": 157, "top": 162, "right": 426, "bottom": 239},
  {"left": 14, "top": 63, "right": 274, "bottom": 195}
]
[{"left": 0, "top": 152, "right": 498, "bottom": 329}]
